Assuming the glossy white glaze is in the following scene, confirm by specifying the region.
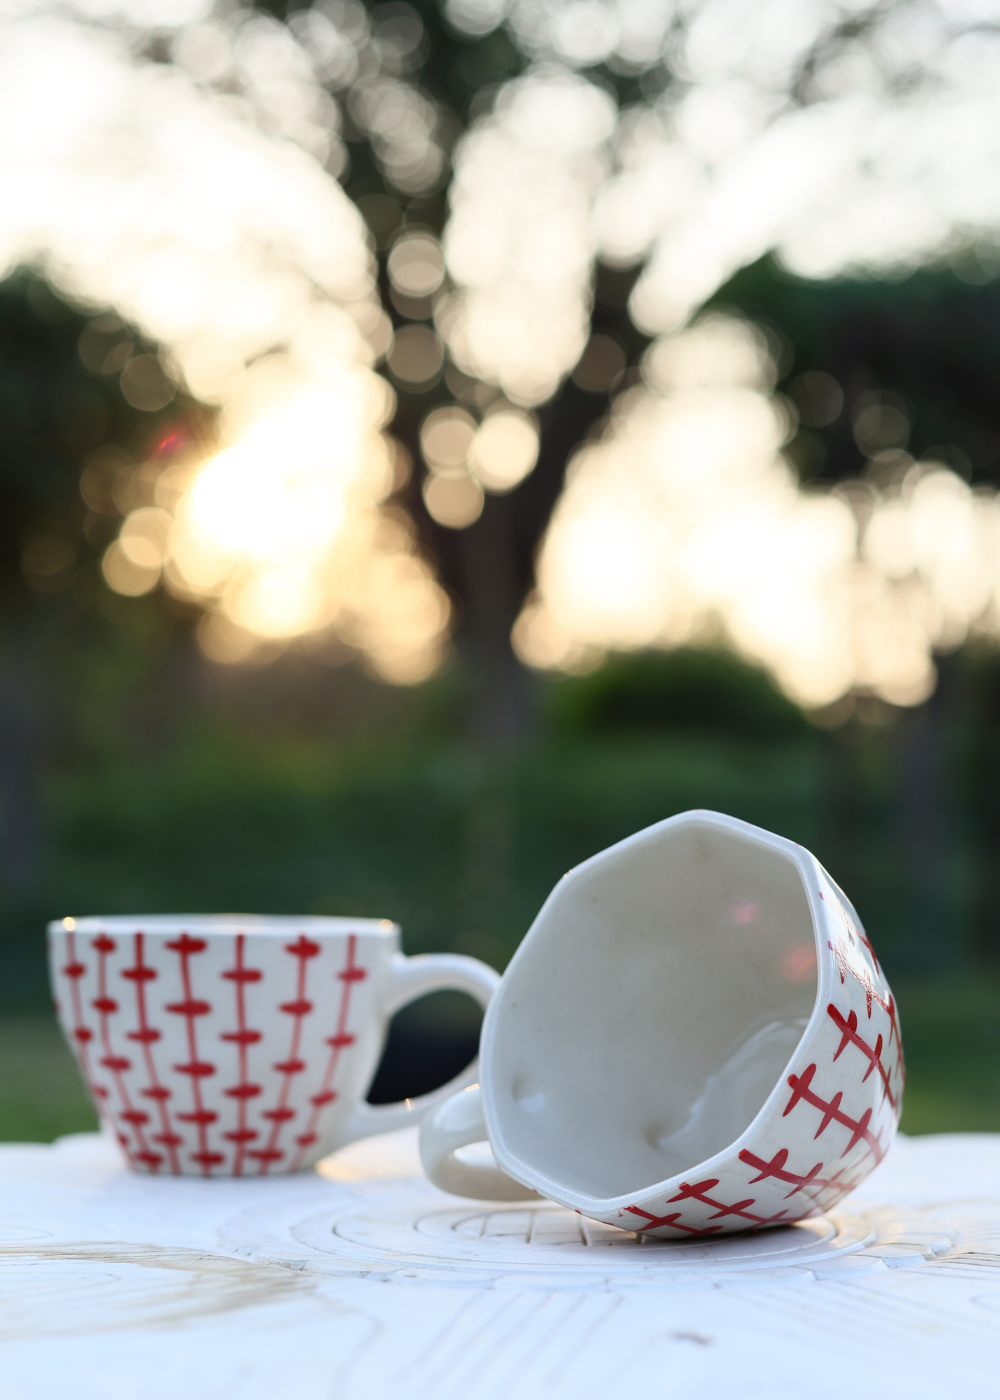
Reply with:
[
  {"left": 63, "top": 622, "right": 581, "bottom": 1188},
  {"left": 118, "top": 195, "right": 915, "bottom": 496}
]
[
  {"left": 48, "top": 915, "right": 498, "bottom": 1176},
  {"left": 421, "top": 810, "right": 902, "bottom": 1235}
]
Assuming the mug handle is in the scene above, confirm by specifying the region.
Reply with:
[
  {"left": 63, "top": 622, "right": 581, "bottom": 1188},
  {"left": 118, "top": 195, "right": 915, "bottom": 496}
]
[
  {"left": 336, "top": 952, "right": 500, "bottom": 1146},
  {"left": 419, "top": 1084, "right": 535, "bottom": 1200}
]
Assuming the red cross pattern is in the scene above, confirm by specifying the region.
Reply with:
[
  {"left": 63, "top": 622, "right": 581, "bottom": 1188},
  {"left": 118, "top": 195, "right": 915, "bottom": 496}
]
[
  {"left": 221, "top": 932, "right": 264, "bottom": 1177},
  {"left": 737, "top": 1146, "right": 862, "bottom": 1206},
  {"left": 249, "top": 935, "right": 321, "bottom": 1172},
  {"left": 289, "top": 933, "right": 367, "bottom": 1171},
  {"left": 624, "top": 1179, "right": 789, "bottom": 1234},
  {"left": 122, "top": 932, "right": 173, "bottom": 1172},
  {"left": 49, "top": 922, "right": 372, "bottom": 1177},
  {"left": 166, "top": 933, "right": 221, "bottom": 1175},
  {"left": 603, "top": 882, "right": 902, "bottom": 1239}
]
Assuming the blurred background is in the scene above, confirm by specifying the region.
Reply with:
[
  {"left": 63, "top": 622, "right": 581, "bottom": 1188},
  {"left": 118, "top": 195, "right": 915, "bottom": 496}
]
[{"left": 2, "top": 0, "right": 1000, "bottom": 1145}]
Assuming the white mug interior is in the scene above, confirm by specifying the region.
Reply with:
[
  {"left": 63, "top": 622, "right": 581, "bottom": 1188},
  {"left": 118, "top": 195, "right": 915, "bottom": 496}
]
[{"left": 484, "top": 816, "right": 819, "bottom": 1201}]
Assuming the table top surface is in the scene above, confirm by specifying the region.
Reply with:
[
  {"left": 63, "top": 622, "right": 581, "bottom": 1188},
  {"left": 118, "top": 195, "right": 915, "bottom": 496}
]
[{"left": 1, "top": 1127, "right": 998, "bottom": 1398}]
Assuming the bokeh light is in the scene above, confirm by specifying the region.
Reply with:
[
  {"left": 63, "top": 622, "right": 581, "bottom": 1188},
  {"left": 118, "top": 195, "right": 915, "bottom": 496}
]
[
  {"left": 516, "top": 314, "right": 1000, "bottom": 712},
  {"left": 422, "top": 471, "right": 485, "bottom": 529},
  {"left": 157, "top": 364, "right": 449, "bottom": 680},
  {"left": 7, "top": 1, "right": 1000, "bottom": 705},
  {"left": 439, "top": 68, "right": 616, "bottom": 405},
  {"left": 0, "top": 4, "right": 449, "bottom": 680},
  {"left": 387, "top": 325, "right": 445, "bottom": 387},
  {"left": 468, "top": 409, "right": 539, "bottom": 494},
  {"left": 388, "top": 231, "right": 447, "bottom": 300},
  {"left": 420, "top": 406, "right": 477, "bottom": 470}
]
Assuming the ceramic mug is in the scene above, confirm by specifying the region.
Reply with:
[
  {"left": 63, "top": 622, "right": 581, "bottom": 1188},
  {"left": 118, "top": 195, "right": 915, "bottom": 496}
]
[
  {"left": 420, "top": 810, "right": 904, "bottom": 1237},
  {"left": 49, "top": 915, "right": 499, "bottom": 1177}
]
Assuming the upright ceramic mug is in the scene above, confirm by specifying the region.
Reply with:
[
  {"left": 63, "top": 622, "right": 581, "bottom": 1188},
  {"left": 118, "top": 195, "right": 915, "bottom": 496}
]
[
  {"left": 49, "top": 915, "right": 499, "bottom": 1177},
  {"left": 421, "top": 811, "right": 904, "bottom": 1236}
]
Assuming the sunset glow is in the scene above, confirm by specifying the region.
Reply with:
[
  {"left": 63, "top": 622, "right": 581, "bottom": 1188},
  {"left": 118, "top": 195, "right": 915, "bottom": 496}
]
[
  {"left": 7, "top": 1, "right": 1000, "bottom": 705},
  {"left": 517, "top": 316, "right": 1000, "bottom": 710}
]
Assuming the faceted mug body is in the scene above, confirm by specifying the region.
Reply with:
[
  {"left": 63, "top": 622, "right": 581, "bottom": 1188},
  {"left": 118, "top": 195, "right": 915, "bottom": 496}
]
[
  {"left": 49, "top": 915, "right": 499, "bottom": 1177},
  {"left": 420, "top": 811, "right": 904, "bottom": 1236}
]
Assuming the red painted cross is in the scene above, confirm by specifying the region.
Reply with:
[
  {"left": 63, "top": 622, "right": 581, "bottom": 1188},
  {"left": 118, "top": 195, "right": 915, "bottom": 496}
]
[
  {"left": 280, "top": 999, "right": 313, "bottom": 1017},
  {"left": 221, "top": 932, "right": 263, "bottom": 1177},
  {"left": 286, "top": 936, "right": 321, "bottom": 960},
  {"left": 121, "top": 963, "right": 157, "bottom": 984},
  {"left": 624, "top": 1206, "right": 723, "bottom": 1236},
  {"left": 221, "top": 1028, "right": 262, "bottom": 1047},
  {"left": 173, "top": 1059, "right": 216, "bottom": 1078},
  {"left": 783, "top": 1064, "right": 885, "bottom": 1161},
  {"left": 224, "top": 1082, "right": 262, "bottom": 1100},
  {"left": 190, "top": 1151, "right": 225, "bottom": 1167},
  {"left": 826, "top": 1002, "right": 898, "bottom": 1109},
  {"left": 666, "top": 1178, "right": 788, "bottom": 1226},
  {"left": 125, "top": 931, "right": 178, "bottom": 1173},
  {"left": 223, "top": 965, "right": 262, "bottom": 984},
  {"left": 166, "top": 998, "right": 211, "bottom": 1018},
  {"left": 738, "top": 1147, "right": 826, "bottom": 1199},
  {"left": 126, "top": 1027, "right": 161, "bottom": 1045},
  {"left": 166, "top": 934, "right": 207, "bottom": 956},
  {"left": 286, "top": 933, "right": 366, "bottom": 1174}
]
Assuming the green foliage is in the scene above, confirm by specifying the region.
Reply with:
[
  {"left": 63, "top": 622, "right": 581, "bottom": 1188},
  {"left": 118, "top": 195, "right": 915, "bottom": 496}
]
[
  {"left": 710, "top": 254, "right": 1000, "bottom": 486},
  {"left": 1, "top": 695, "right": 974, "bottom": 1008},
  {"left": 545, "top": 648, "right": 809, "bottom": 741},
  {"left": 0, "top": 270, "right": 200, "bottom": 604},
  {"left": 0, "top": 1015, "right": 96, "bottom": 1143},
  {"left": 893, "top": 974, "right": 1000, "bottom": 1133}
]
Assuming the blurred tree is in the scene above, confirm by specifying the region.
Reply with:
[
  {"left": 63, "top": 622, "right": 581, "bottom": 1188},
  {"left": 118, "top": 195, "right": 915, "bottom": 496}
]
[
  {"left": 6, "top": 2, "right": 1000, "bottom": 749},
  {"left": 318, "top": 0, "right": 652, "bottom": 737},
  {"left": 709, "top": 255, "right": 1000, "bottom": 491},
  {"left": 257, "top": 0, "right": 1000, "bottom": 737},
  {"left": 0, "top": 272, "right": 204, "bottom": 895},
  {"left": 708, "top": 257, "right": 1000, "bottom": 962}
]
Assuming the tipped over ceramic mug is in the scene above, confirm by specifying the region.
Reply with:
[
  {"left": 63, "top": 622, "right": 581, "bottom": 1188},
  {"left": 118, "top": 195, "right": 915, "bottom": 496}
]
[
  {"left": 49, "top": 915, "right": 499, "bottom": 1177},
  {"left": 420, "top": 811, "right": 904, "bottom": 1237}
]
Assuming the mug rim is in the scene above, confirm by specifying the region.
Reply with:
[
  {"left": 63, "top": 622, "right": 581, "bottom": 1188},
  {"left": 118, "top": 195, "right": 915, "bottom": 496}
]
[
  {"left": 48, "top": 915, "right": 400, "bottom": 937},
  {"left": 479, "top": 808, "right": 829, "bottom": 1214}
]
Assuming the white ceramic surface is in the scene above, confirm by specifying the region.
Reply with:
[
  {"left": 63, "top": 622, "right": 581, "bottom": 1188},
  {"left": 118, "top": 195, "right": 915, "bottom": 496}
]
[
  {"left": 420, "top": 810, "right": 904, "bottom": 1236},
  {"left": 48, "top": 915, "right": 499, "bottom": 1176}
]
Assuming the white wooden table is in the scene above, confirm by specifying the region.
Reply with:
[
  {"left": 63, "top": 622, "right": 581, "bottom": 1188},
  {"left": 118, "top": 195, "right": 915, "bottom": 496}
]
[{"left": 1, "top": 1128, "right": 998, "bottom": 1398}]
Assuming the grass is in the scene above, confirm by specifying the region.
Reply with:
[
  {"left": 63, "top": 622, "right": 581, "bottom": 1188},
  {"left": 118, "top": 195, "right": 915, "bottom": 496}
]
[
  {"left": 2, "top": 974, "right": 999, "bottom": 1144},
  {"left": 893, "top": 975, "right": 1000, "bottom": 1133},
  {"left": 0, "top": 1015, "right": 97, "bottom": 1142}
]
